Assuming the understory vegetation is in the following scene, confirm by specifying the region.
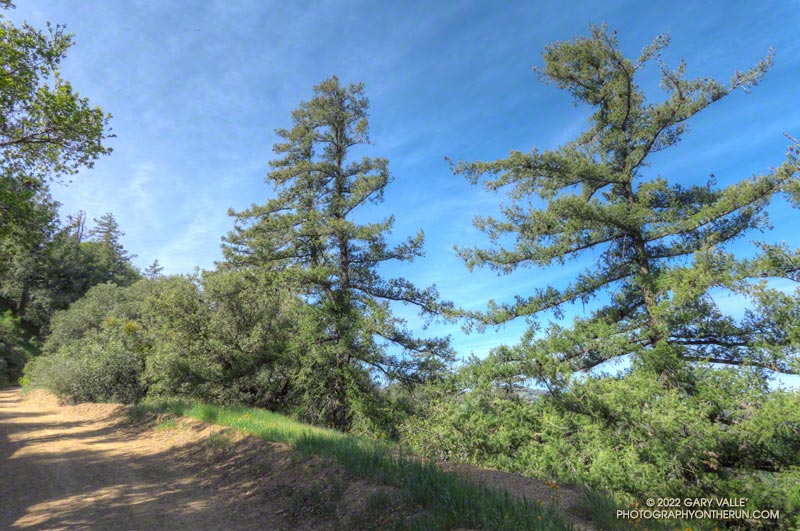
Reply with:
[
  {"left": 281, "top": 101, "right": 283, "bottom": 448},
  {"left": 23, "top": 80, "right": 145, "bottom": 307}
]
[
  {"left": 3, "top": 4, "right": 799, "bottom": 529},
  {"left": 401, "top": 364, "right": 800, "bottom": 530}
]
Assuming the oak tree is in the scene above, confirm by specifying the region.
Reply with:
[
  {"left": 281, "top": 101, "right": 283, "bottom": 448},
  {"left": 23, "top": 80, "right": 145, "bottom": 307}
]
[{"left": 0, "top": 3, "right": 112, "bottom": 240}]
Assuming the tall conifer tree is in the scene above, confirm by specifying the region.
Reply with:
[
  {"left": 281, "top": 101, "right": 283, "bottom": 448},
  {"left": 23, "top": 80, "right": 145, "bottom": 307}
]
[
  {"left": 454, "top": 26, "right": 799, "bottom": 392},
  {"left": 224, "top": 77, "right": 452, "bottom": 429}
]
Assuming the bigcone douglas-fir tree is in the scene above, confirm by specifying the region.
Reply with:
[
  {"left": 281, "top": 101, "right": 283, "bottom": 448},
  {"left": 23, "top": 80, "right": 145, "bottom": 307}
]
[
  {"left": 223, "top": 77, "right": 453, "bottom": 430},
  {"left": 453, "top": 25, "right": 800, "bottom": 393}
]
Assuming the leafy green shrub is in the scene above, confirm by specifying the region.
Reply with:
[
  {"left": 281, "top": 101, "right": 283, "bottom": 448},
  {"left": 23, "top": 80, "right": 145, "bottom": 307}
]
[
  {"left": 25, "top": 272, "right": 299, "bottom": 409},
  {"left": 401, "top": 361, "right": 800, "bottom": 530},
  {"left": 25, "top": 317, "right": 149, "bottom": 403},
  {"left": 42, "top": 282, "right": 128, "bottom": 355},
  {"left": 26, "top": 280, "right": 166, "bottom": 402}
]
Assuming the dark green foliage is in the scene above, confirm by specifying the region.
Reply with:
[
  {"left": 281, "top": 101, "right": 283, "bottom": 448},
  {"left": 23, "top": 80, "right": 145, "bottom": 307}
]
[
  {"left": 134, "top": 276, "right": 210, "bottom": 398},
  {"left": 0, "top": 309, "right": 37, "bottom": 386},
  {"left": 143, "top": 270, "right": 298, "bottom": 407},
  {"left": 0, "top": 190, "right": 59, "bottom": 335},
  {"left": 200, "top": 269, "right": 295, "bottom": 406},
  {"left": 223, "top": 76, "right": 453, "bottom": 431}
]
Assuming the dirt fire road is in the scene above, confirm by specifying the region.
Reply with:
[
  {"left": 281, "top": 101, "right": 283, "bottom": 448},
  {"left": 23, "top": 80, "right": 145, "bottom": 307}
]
[{"left": 0, "top": 388, "right": 292, "bottom": 530}]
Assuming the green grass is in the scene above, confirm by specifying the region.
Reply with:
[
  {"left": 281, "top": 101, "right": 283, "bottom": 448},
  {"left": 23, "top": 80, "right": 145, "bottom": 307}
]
[{"left": 129, "top": 399, "right": 574, "bottom": 530}]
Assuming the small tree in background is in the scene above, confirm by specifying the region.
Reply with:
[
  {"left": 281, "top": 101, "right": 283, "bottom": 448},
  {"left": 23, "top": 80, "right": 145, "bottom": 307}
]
[
  {"left": 0, "top": 207, "right": 140, "bottom": 346},
  {"left": 224, "top": 76, "right": 453, "bottom": 431},
  {"left": 85, "top": 212, "right": 139, "bottom": 286},
  {"left": 144, "top": 259, "right": 164, "bottom": 279}
]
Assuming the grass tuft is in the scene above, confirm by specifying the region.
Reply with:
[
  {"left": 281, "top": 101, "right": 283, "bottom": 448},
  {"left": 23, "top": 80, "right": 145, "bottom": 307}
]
[{"left": 154, "top": 418, "right": 179, "bottom": 431}]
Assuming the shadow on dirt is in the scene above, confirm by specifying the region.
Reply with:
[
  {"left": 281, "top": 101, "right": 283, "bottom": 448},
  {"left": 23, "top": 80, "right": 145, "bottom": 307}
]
[{"left": 0, "top": 389, "right": 280, "bottom": 530}]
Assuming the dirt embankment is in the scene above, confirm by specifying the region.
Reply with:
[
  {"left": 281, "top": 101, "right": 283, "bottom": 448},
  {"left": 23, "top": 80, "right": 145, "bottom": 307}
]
[{"left": 1, "top": 388, "right": 594, "bottom": 530}]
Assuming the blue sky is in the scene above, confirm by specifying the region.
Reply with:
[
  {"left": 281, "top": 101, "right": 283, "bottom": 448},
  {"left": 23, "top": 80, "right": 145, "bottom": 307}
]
[{"left": 7, "top": 1, "right": 800, "bottom": 382}]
